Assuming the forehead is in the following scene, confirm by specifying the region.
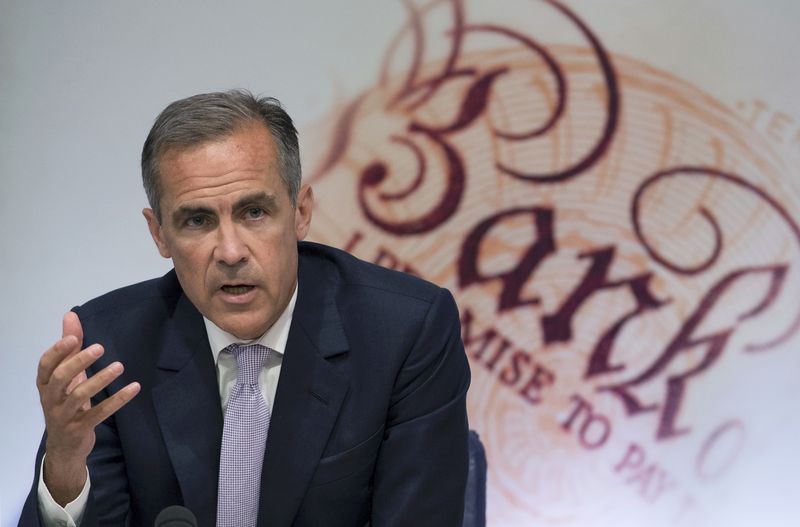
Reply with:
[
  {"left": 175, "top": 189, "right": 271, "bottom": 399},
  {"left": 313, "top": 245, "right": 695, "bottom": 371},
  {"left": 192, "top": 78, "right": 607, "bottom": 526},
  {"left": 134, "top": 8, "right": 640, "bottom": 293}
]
[{"left": 157, "top": 123, "right": 284, "bottom": 204}]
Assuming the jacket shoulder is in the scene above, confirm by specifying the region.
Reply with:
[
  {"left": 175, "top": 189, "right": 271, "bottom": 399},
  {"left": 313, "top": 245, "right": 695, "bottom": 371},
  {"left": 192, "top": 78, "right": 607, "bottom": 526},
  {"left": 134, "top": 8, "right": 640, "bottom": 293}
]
[
  {"left": 299, "top": 241, "right": 441, "bottom": 304},
  {"left": 74, "top": 270, "right": 181, "bottom": 321}
]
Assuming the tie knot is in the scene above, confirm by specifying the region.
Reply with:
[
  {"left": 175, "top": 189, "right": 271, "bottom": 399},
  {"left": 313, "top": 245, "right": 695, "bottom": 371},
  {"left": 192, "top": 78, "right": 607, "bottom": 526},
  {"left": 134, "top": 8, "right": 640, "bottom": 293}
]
[{"left": 224, "top": 343, "right": 271, "bottom": 385}]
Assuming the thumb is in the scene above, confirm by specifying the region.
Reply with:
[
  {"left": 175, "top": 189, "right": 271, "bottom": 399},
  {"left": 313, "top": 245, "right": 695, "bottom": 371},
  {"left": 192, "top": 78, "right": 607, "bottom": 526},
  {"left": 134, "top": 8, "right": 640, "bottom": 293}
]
[{"left": 62, "top": 312, "right": 84, "bottom": 348}]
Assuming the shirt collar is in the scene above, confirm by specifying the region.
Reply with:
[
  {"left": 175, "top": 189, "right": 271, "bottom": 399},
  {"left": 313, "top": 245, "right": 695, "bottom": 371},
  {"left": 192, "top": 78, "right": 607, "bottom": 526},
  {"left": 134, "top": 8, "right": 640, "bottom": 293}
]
[{"left": 204, "top": 283, "right": 298, "bottom": 364}]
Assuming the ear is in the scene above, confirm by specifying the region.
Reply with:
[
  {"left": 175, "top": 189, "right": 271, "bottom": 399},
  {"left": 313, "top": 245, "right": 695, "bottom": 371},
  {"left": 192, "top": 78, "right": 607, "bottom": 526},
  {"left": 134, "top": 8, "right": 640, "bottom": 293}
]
[
  {"left": 294, "top": 184, "right": 314, "bottom": 240},
  {"left": 143, "top": 208, "right": 172, "bottom": 258}
]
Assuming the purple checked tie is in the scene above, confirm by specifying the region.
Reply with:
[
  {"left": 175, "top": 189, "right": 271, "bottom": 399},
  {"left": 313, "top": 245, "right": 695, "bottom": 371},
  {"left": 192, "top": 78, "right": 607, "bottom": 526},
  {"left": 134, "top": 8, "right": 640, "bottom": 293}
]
[{"left": 217, "top": 343, "right": 272, "bottom": 527}]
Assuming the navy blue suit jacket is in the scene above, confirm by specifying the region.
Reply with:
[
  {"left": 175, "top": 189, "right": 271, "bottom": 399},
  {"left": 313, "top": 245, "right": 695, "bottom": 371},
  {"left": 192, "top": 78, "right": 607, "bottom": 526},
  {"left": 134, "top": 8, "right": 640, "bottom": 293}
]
[{"left": 20, "top": 242, "right": 470, "bottom": 526}]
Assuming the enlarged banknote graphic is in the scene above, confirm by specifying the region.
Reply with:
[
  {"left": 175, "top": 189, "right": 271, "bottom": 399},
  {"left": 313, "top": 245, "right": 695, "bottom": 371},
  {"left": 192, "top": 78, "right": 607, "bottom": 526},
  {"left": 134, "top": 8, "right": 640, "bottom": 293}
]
[{"left": 307, "top": 1, "right": 800, "bottom": 525}]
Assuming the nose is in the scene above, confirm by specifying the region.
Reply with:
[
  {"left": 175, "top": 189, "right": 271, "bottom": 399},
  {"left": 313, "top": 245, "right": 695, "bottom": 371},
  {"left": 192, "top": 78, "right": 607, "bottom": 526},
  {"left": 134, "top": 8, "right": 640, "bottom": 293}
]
[{"left": 214, "top": 221, "right": 249, "bottom": 266}]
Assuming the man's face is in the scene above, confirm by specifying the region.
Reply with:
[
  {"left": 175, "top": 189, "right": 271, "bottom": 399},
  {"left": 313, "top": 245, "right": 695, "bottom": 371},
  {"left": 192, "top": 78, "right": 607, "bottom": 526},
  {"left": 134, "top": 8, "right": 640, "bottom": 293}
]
[{"left": 144, "top": 122, "right": 313, "bottom": 339}]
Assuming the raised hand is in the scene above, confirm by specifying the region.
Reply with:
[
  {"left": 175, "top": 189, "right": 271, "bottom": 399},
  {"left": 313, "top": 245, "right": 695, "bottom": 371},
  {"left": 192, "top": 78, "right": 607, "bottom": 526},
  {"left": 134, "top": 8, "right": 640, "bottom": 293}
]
[{"left": 36, "top": 312, "right": 140, "bottom": 506}]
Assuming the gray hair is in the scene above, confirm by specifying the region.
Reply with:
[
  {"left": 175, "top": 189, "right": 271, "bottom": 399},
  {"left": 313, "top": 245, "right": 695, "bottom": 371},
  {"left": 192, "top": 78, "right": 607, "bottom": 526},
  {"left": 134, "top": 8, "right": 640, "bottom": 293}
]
[{"left": 141, "top": 89, "right": 301, "bottom": 222}]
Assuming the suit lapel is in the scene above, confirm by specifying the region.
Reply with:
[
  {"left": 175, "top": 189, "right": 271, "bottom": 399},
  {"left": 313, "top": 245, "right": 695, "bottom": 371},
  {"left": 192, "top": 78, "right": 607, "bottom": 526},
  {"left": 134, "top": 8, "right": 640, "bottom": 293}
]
[
  {"left": 258, "top": 252, "right": 350, "bottom": 526},
  {"left": 152, "top": 292, "right": 223, "bottom": 526}
]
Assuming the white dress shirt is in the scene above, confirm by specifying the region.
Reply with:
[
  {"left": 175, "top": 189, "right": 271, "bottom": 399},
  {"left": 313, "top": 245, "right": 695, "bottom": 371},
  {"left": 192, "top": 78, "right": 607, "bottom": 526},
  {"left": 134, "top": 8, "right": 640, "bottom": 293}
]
[{"left": 37, "top": 285, "right": 297, "bottom": 527}]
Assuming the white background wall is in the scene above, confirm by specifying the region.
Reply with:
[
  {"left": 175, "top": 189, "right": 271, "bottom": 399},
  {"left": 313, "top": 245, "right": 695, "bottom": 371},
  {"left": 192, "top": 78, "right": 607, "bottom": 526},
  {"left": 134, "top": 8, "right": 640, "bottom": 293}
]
[{"left": 2, "top": 1, "right": 798, "bottom": 525}]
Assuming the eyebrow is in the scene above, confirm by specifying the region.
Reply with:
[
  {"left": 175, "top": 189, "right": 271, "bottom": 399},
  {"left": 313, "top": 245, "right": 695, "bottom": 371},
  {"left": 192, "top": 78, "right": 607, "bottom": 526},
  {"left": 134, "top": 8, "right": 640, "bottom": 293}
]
[
  {"left": 172, "top": 205, "right": 214, "bottom": 227},
  {"left": 171, "top": 192, "right": 279, "bottom": 227},
  {"left": 232, "top": 191, "right": 278, "bottom": 212}
]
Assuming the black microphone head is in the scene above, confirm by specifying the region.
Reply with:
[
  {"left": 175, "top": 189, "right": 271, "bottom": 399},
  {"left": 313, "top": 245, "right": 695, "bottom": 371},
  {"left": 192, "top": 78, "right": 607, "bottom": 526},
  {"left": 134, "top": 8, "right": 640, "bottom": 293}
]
[{"left": 154, "top": 505, "right": 198, "bottom": 527}]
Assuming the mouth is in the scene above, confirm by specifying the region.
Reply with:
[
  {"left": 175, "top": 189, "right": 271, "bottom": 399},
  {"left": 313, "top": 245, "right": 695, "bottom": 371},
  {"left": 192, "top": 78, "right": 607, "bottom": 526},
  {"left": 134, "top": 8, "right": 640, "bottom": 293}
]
[
  {"left": 220, "top": 284, "right": 255, "bottom": 295},
  {"left": 217, "top": 283, "right": 257, "bottom": 306}
]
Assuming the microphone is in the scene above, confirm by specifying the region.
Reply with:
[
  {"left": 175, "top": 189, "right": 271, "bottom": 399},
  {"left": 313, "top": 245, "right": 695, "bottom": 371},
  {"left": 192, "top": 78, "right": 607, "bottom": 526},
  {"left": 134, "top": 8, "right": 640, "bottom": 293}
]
[{"left": 154, "top": 505, "right": 198, "bottom": 527}]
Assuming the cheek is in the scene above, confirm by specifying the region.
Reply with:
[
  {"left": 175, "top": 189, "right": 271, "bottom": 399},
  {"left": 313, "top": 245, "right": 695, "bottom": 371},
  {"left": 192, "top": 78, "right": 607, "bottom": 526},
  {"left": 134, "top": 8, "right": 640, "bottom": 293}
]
[
  {"left": 257, "top": 235, "right": 296, "bottom": 278},
  {"left": 170, "top": 244, "right": 211, "bottom": 289}
]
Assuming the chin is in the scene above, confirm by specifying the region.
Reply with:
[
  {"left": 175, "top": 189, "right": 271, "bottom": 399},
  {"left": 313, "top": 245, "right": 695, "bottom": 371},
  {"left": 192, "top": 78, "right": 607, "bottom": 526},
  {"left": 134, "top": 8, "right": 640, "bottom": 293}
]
[{"left": 218, "top": 316, "right": 268, "bottom": 341}]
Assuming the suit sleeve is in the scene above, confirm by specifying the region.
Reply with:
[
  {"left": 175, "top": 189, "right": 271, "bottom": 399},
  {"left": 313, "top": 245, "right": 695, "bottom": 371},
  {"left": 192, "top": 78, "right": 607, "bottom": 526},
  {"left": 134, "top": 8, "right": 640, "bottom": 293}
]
[
  {"left": 370, "top": 287, "right": 471, "bottom": 527},
  {"left": 19, "top": 435, "right": 49, "bottom": 526},
  {"left": 19, "top": 414, "right": 131, "bottom": 527}
]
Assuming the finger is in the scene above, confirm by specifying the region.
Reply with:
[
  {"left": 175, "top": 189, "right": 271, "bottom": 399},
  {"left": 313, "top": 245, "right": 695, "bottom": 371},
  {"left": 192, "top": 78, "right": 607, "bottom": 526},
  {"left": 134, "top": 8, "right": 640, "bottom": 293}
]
[
  {"left": 83, "top": 382, "right": 141, "bottom": 428},
  {"left": 62, "top": 312, "right": 84, "bottom": 345},
  {"left": 49, "top": 344, "right": 104, "bottom": 395},
  {"left": 65, "top": 370, "right": 88, "bottom": 396},
  {"left": 39, "top": 312, "right": 85, "bottom": 387},
  {"left": 65, "top": 362, "right": 124, "bottom": 414},
  {"left": 37, "top": 335, "right": 81, "bottom": 387}
]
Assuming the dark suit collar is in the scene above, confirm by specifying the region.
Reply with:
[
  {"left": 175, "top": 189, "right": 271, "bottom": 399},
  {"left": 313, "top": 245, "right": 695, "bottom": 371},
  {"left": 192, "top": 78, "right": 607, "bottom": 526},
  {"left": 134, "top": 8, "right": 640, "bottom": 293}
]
[
  {"left": 290, "top": 248, "right": 349, "bottom": 358},
  {"left": 258, "top": 247, "right": 351, "bottom": 525},
  {"left": 154, "top": 285, "right": 210, "bottom": 371},
  {"left": 152, "top": 289, "right": 223, "bottom": 526}
]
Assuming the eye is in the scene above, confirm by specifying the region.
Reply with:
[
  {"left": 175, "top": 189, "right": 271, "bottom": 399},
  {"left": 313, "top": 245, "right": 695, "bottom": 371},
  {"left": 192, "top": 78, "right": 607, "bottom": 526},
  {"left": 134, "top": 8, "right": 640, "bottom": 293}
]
[
  {"left": 185, "top": 215, "right": 208, "bottom": 228},
  {"left": 245, "top": 207, "right": 266, "bottom": 220}
]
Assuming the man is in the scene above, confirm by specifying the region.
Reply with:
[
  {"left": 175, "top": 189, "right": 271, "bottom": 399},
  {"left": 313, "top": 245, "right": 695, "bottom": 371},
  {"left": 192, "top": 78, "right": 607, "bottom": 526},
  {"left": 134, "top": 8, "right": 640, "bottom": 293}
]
[{"left": 20, "top": 90, "right": 471, "bottom": 526}]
